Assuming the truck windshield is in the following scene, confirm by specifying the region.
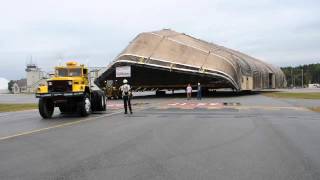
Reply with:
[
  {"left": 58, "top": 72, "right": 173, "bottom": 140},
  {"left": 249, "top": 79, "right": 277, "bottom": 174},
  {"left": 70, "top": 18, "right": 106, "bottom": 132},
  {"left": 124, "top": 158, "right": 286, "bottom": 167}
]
[
  {"left": 56, "top": 68, "right": 68, "bottom": 76},
  {"left": 56, "top": 68, "right": 82, "bottom": 77},
  {"left": 69, "top": 68, "right": 82, "bottom": 76}
]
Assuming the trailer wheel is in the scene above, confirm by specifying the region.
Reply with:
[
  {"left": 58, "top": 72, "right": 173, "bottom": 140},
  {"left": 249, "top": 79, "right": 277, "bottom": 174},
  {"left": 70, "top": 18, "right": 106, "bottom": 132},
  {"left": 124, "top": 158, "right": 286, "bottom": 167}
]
[
  {"left": 156, "top": 91, "right": 166, "bottom": 97},
  {"left": 39, "top": 98, "right": 54, "bottom": 119},
  {"left": 91, "top": 91, "right": 106, "bottom": 111},
  {"left": 101, "top": 95, "right": 106, "bottom": 111},
  {"left": 79, "top": 94, "right": 91, "bottom": 117},
  {"left": 99, "top": 93, "right": 106, "bottom": 111}
]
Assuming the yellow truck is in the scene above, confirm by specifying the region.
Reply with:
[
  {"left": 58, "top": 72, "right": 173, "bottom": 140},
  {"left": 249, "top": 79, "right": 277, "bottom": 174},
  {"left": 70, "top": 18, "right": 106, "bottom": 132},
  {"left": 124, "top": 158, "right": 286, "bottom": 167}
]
[{"left": 36, "top": 62, "right": 106, "bottom": 119}]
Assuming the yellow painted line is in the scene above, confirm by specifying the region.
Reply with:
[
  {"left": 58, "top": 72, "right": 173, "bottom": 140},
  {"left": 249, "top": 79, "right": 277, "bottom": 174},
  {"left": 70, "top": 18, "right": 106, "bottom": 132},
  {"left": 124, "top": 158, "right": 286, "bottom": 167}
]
[
  {"left": 0, "top": 100, "right": 163, "bottom": 142},
  {"left": 0, "top": 110, "right": 124, "bottom": 141}
]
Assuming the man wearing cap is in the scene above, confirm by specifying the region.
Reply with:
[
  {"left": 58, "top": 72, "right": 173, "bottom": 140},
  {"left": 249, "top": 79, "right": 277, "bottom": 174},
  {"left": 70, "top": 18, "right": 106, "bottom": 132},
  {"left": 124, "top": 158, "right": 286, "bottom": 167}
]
[{"left": 120, "top": 79, "right": 133, "bottom": 114}]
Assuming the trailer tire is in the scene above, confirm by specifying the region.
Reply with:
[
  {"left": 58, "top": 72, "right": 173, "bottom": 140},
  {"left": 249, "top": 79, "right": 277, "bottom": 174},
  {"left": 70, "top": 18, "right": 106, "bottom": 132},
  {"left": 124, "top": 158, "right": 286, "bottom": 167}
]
[
  {"left": 39, "top": 98, "right": 54, "bottom": 119},
  {"left": 78, "top": 94, "right": 92, "bottom": 117},
  {"left": 156, "top": 90, "right": 166, "bottom": 97},
  {"left": 101, "top": 95, "right": 106, "bottom": 111},
  {"left": 91, "top": 91, "right": 106, "bottom": 111}
]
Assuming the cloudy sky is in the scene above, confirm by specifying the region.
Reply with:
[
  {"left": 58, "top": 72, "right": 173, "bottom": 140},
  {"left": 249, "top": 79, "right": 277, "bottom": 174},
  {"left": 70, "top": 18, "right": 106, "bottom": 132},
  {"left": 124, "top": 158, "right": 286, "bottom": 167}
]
[{"left": 0, "top": 0, "right": 319, "bottom": 80}]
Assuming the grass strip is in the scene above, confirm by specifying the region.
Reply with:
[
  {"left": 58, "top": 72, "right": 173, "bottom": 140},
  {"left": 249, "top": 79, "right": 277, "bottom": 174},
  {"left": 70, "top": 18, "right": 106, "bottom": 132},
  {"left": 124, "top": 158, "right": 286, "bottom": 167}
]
[
  {"left": 262, "top": 92, "right": 320, "bottom": 99},
  {"left": 0, "top": 104, "right": 37, "bottom": 112},
  {"left": 309, "top": 107, "right": 320, "bottom": 113}
]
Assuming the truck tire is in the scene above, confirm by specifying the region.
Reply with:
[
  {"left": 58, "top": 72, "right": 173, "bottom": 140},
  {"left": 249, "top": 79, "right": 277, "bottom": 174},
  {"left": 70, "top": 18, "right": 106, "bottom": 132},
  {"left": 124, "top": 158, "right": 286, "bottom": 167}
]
[
  {"left": 91, "top": 91, "right": 106, "bottom": 111},
  {"left": 39, "top": 98, "right": 54, "bottom": 119},
  {"left": 78, "top": 94, "right": 92, "bottom": 117}
]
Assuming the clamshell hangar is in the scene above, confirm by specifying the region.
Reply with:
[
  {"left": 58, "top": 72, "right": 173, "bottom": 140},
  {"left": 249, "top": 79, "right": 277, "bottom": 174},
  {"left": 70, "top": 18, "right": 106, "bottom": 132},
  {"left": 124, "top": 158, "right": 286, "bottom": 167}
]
[{"left": 96, "top": 29, "right": 287, "bottom": 92}]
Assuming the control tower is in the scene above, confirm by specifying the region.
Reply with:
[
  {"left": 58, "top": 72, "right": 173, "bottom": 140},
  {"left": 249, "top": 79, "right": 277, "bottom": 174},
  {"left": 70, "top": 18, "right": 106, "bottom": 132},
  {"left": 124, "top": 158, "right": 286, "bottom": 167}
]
[{"left": 26, "top": 63, "right": 45, "bottom": 93}]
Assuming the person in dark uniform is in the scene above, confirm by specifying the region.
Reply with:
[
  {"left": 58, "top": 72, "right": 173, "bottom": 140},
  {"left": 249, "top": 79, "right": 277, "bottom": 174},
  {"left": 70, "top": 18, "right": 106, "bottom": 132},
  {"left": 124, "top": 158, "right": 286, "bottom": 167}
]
[
  {"left": 197, "top": 82, "right": 202, "bottom": 100},
  {"left": 120, "top": 79, "right": 132, "bottom": 114}
]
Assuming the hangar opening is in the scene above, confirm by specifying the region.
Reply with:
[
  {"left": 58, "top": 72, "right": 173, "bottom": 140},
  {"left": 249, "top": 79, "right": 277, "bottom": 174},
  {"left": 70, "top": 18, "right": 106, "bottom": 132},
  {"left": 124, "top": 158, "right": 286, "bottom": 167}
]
[
  {"left": 100, "top": 63, "right": 234, "bottom": 90},
  {"left": 269, "top": 73, "right": 275, "bottom": 89}
]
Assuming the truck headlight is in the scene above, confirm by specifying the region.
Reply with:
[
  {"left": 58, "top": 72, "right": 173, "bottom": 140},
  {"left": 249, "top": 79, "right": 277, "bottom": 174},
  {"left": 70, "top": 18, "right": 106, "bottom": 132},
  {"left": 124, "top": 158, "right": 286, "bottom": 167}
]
[
  {"left": 48, "top": 82, "right": 52, "bottom": 86},
  {"left": 68, "top": 81, "right": 73, "bottom": 86}
]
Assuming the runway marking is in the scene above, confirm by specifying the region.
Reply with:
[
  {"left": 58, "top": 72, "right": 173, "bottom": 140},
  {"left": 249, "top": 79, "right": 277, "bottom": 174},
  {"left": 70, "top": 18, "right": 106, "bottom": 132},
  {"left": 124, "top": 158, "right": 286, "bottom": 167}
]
[
  {"left": 158, "top": 102, "right": 308, "bottom": 111},
  {"left": 106, "top": 102, "right": 150, "bottom": 109},
  {"left": 107, "top": 103, "right": 123, "bottom": 109},
  {"left": 0, "top": 111, "right": 124, "bottom": 141},
  {"left": 160, "top": 102, "right": 225, "bottom": 109},
  {"left": 0, "top": 101, "right": 309, "bottom": 142},
  {"left": 0, "top": 101, "right": 157, "bottom": 142}
]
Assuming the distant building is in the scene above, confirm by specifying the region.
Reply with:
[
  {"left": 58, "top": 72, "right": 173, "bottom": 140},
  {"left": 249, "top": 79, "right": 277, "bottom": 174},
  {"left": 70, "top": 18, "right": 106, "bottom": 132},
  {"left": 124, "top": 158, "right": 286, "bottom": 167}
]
[
  {"left": 10, "top": 63, "right": 47, "bottom": 94},
  {"left": 25, "top": 63, "right": 47, "bottom": 93},
  {"left": 308, "top": 84, "right": 320, "bottom": 88},
  {"left": 12, "top": 79, "right": 27, "bottom": 94}
]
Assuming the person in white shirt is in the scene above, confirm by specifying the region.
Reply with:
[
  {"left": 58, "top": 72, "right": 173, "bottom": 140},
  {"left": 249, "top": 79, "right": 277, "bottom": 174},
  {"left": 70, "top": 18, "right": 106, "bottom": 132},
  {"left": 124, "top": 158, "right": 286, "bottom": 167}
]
[
  {"left": 186, "top": 84, "right": 192, "bottom": 100},
  {"left": 120, "top": 79, "right": 132, "bottom": 114}
]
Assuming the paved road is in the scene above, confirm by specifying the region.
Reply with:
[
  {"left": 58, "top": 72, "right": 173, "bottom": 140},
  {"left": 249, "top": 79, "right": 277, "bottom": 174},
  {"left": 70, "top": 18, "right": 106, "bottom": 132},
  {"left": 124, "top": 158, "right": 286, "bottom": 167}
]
[
  {"left": 0, "top": 94, "right": 36, "bottom": 104},
  {"left": 0, "top": 95, "right": 320, "bottom": 180}
]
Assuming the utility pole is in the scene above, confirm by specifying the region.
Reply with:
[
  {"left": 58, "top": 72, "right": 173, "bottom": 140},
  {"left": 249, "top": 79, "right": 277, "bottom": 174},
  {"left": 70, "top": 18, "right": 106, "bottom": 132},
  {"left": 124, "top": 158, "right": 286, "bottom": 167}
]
[
  {"left": 293, "top": 73, "right": 295, "bottom": 88},
  {"left": 302, "top": 68, "right": 304, "bottom": 88},
  {"left": 291, "top": 68, "right": 293, "bottom": 87}
]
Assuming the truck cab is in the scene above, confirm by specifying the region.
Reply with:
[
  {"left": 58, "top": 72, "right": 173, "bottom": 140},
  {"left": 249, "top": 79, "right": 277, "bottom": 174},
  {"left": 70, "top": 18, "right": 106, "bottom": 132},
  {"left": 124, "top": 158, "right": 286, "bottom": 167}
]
[{"left": 36, "top": 62, "right": 106, "bottom": 119}]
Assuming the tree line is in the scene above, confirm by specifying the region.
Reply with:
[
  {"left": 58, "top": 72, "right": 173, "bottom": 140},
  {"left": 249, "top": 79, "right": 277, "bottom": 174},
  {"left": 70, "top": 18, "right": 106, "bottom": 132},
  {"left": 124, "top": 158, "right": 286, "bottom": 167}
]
[
  {"left": 7, "top": 63, "right": 320, "bottom": 90},
  {"left": 281, "top": 63, "right": 320, "bottom": 87}
]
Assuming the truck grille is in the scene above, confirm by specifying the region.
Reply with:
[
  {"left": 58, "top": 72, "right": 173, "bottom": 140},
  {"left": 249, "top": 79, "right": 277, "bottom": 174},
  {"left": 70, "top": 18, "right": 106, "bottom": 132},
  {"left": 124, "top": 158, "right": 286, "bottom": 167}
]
[{"left": 48, "top": 81, "right": 72, "bottom": 92}]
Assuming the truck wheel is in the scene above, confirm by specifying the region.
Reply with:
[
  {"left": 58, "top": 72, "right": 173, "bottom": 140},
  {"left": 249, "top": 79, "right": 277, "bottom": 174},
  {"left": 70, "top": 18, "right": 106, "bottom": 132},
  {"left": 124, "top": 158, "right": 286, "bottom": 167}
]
[
  {"left": 79, "top": 94, "right": 91, "bottom": 117},
  {"left": 39, "top": 98, "right": 54, "bottom": 119}
]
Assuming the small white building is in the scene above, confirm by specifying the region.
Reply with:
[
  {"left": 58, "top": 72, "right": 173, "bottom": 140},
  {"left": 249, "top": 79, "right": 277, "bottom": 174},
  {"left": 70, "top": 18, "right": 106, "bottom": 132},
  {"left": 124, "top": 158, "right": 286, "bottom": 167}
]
[
  {"left": 0, "top": 77, "right": 9, "bottom": 94},
  {"left": 12, "top": 79, "right": 27, "bottom": 94},
  {"left": 308, "top": 83, "right": 320, "bottom": 88}
]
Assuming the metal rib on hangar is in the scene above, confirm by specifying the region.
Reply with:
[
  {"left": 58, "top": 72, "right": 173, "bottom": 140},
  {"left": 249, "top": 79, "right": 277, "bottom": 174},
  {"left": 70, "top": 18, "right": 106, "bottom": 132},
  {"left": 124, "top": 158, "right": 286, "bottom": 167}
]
[{"left": 96, "top": 29, "right": 287, "bottom": 91}]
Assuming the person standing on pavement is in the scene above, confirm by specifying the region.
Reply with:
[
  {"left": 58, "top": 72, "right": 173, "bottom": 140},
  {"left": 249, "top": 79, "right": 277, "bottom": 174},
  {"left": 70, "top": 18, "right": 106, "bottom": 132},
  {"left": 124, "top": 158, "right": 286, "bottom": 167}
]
[
  {"left": 186, "top": 84, "right": 192, "bottom": 100},
  {"left": 120, "top": 79, "right": 132, "bottom": 114},
  {"left": 197, "top": 82, "right": 202, "bottom": 100}
]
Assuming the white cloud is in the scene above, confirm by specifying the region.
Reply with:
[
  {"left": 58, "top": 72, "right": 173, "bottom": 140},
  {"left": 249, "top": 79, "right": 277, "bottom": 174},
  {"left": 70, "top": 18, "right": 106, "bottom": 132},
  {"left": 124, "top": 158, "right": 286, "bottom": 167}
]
[{"left": 0, "top": 0, "right": 319, "bottom": 79}]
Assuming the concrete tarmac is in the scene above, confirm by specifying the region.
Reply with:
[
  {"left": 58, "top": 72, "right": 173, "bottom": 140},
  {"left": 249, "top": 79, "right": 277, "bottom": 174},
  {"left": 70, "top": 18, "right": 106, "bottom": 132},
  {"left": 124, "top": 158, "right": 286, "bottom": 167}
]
[
  {"left": 0, "top": 94, "right": 37, "bottom": 104},
  {"left": 0, "top": 94, "right": 320, "bottom": 180}
]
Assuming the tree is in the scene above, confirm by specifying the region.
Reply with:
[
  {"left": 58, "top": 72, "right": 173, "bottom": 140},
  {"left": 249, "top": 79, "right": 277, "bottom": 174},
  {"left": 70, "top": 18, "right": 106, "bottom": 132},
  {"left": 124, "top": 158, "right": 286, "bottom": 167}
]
[
  {"left": 281, "top": 63, "right": 320, "bottom": 87},
  {"left": 8, "top": 80, "right": 15, "bottom": 92}
]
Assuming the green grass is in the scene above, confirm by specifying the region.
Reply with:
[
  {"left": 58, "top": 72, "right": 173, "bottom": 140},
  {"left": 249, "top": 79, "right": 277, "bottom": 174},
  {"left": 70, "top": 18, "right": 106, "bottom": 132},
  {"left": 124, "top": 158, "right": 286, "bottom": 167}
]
[
  {"left": 0, "top": 104, "right": 37, "bottom": 112},
  {"left": 263, "top": 92, "right": 320, "bottom": 99},
  {"left": 309, "top": 107, "right": 320, "bottom": 112}
]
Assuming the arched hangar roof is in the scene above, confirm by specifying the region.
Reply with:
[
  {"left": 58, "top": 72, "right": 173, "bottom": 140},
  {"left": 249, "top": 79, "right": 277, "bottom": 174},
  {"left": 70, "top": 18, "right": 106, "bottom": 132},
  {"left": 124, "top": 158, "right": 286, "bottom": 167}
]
[{"left": 97, "top": 29, "right": 286, "bottom": 90}]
